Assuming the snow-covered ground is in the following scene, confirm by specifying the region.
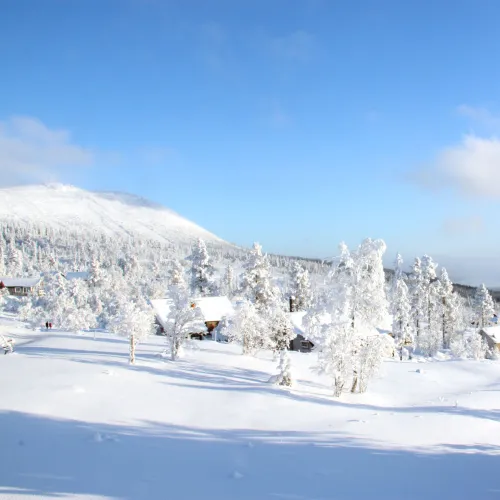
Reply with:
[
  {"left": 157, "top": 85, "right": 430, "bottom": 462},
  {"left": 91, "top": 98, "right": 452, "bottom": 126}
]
[{"left": 1, "top": 317, "right": 500, "bottom": 500}]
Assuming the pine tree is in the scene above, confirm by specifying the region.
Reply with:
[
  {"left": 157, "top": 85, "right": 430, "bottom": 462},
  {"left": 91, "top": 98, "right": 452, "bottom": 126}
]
[
  {"left": 168, "top": 260, "right": 186, "bottom": 287},
  {"left": 409, "top": 258, "right": 426, "bottom": 339},
  {"left": 270, "top": 349, "right": 293, "bottom": 387},
  {"left": 437, "top": 268, "right": 459, "bottom": 349},
  {"left": 221, "top": 264, "right": 235, "bottom": 297},
  {"left": 0, "top": 244, "right": 5, "bottom": 276},
  {"left": 188, "top": 238, "right": 214, "bottom": 296},
  {"left": 241, "top": 243, "right": 277, "bottom": 311},
  {"left": 7, "top": 242, "right": 23, "bottom": 276},
  {"left": 289, "top": 262, "right": 313, "bottom": 311},
  {"left": 390, "top": 256, "right": 413, "bottom": 351},
  {"left": 228, "top": 300, "right": 268, "bottom": 355},
  {"left": 89, "top": 257, "right": 105, "bottom": 288},
  {"left": 473, "top": 284, "right": 495, "bottom": 330},
  {"left": 268, "top": 305, "right": 295, "bottom": 354}
]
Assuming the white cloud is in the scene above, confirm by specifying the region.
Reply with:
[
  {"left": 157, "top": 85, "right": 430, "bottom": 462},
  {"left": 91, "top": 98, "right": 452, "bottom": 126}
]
[
  {"left": 416, "top": 134, "right": 500, "bottom": 198},
  {"left": 442, "top": 215, "right": 485, "bottom": 235},
  {"left": 271, "top": 30, "right": 316, "bottom": 62},
  {"left": 0, "top": 116, "right": 93, "bottom": 185}
]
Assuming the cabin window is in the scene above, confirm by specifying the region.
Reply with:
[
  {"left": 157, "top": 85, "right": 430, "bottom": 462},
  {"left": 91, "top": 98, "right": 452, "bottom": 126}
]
[
  {"left": 300, "top": 340, "right": 310, "bottom": 349},
  {"left": 15, "top": 287, "right": 21, "bottom": 293}
]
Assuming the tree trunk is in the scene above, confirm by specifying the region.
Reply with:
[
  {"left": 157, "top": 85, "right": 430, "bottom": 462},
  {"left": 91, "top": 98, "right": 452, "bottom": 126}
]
[
  {"left": 350, "top": 370, "right": 358, "bottom": 393},
  {"left": 129, "top": 335, "right": 136, "bottom": 364}
]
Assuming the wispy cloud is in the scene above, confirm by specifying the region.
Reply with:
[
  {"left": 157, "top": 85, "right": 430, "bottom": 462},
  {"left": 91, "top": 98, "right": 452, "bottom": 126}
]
[
  {"left": 442, "top": 215, "right": 485, "bottom": 235},
  {"left": 0, "top": 116, "right": 94, "bottom": 186},
  {"left": 271, "top": 30, "right": 316, "bottom": 62},
  {"left": 457, "top": 104, "right": 500, "bottom": 130},
  {"left": 412, "top": 134, "right": 500, "bottom": 198}
]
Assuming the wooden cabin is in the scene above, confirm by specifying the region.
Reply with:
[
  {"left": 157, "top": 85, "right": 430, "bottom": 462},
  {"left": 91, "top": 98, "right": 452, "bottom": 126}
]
[{"left": 0, "top": 277, "right": 42, "bottom": 297}]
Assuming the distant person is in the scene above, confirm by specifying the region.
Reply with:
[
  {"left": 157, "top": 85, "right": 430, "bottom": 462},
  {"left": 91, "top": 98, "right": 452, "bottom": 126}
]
[
  {"left": 45, "top": 321, "right": 49, "bottom": 330},
  {"left": 49, "top": 322, "right": 52, "bottom": 329}
]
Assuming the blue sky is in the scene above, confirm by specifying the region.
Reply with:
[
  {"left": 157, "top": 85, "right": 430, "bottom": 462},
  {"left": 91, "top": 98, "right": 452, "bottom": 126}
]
[{"left": 1, "top": 0, "right": 500, "bottom": 284}]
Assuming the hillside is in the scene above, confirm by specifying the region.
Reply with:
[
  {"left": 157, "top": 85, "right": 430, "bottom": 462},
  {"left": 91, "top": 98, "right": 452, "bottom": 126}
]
[
  {"left": 0, "top": 184, "right": 226, "bottom": 248},
  {"left": 0, "top": 318, "right": 499, "bottom": 499}
]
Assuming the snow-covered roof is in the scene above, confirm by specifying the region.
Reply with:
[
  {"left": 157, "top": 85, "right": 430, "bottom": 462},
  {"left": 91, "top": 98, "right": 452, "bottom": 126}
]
[
  {"left": 151, "top": 296, "right": 234, "bottom": 328},
  {"left": 0, "top": 277, "right": 41, "bottom": 287},
  {"left": 190, "top": 297, "right": 234, "bottom": 322},
  {"left": 482, "top": 326, "right": 500, "bottom": 343},
  {"left": 65, "top": 272, "right": 90, "bottom": 281},
  {"left": 288, "top": 311, "right": 331, "bottom": 338}
]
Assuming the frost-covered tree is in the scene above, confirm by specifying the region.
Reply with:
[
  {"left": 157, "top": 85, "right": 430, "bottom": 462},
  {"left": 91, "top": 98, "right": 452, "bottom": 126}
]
[
  {"left": 7, "top": 242, "right": 23, "bottom": 276},
  {"left": 0, "top": 245, "right": 5, "bottom": 275},
  {"left": 110, "top": 300, "right": 155, "bottom": 364},
  {"left": 189, "top": 238, "right": 214, "bottom": 296},
  {"left": 270, "top": 349, "right": 293, "bottom": 387},
  {"left": 240, "top": 243, "right": 277, "bottom": 310},
  {"left": 409, "top": 258, "right": 426, "bottom": 339},
  {"left": 168, "top": 260, "right": 186, "bottom": 287},
  {"left": 267, "top": 305, "right": 295, "bottom": 355},
  {"left": 89, "top": 257, "right": 105, "bottom": 288},
  {"left": 337, "top": 239, "right": 387, "bottom": 331},
  {"left": 162, "top": 285, "right": 206, "bottom": 360},
  {"left": 473, "top": 284, "right": 495, "bottom": 330},
  {"left": 221, "top": 264, "right": 235, "bottom": 297},
  {"left": 228, "top": 300, "right": 268, "bottom": 355},
  {"left": 289, "top": 262, "right": 313, "bottom": 311},
  {"left": 306, "top": 311, "right": 353, "bottom": 397},
  {"left": 437, "top": 268, "right": 460, "bottom": 349},
  {"left": 353, "top": 335, "right": 385, "bottom": 393},
  {"left": 390, "top": 254, "right": 413, "bottom": 349}
]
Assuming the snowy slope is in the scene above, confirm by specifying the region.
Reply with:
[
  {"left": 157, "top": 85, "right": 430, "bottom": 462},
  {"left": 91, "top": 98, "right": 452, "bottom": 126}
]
[
  {"left": 0, "top": 184, "right": 226, "bottom": 247},
  {"left": 1, "top": 318, "right": 500, "bottom": 500}
]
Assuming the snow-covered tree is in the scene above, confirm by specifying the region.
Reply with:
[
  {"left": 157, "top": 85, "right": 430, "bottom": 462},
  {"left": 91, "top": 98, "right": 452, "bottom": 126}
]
[
  {"left": 110, "top": 300, "right": 155, "bottom": 364},
  {"left": 168, "top": 260, "right": 186, "bottom": 287},
  {"left": 162, "top": 285, "right": 206, "bottom": 360},
  {"left": 267, "top": 305, "right": 295, "bottom": 355},
  {"left": 188, "top": 238, "right": 214, "bottom": 296},
  {"left": 7, "top": 242, "right": 23, "bottom": 276},
  {"left": 307, "top": 312, "right": 353, "bottom": 397},
  {"left": 228, "top": 300, "right": 268, "bottom": 355},
  {"left": 473, "top": 284, "right": 495, "bottom": 330},
  {"left": 390, "top": 254, "right": 413, "bottom": 349},
  {"left": 436, "top": 268, "right": 460, "bottom": 349},
  {"left": 270, "top": 349, "right": 293, "bottom": 387},
  {"left": 221, "top": 264, "right": 235, "bottom": 297},
  {"left": 89, "top": 257, "right": 105, "bottom": 288},
  {"left": 289, "top": 262, "right": 313, "bottom": 311},
  {"left": 409, "top": 258, "right": 426, "bottom": 339},
  {"left": 240, "top": 243, "right": 277, "bottom": 310},
  {"left": 0, "top": 245, "right": 5, "bottom": 275},
  {"left": 353, "top": 335, "right": 385, "bottom": 393}
]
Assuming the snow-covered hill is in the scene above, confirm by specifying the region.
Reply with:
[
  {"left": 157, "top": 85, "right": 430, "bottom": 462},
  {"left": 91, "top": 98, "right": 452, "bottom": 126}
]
[
  {"left": 1, "top": 318, "right": 500, "bottom": 499},
  {"left": 0, "top": 184, "right": 227, "bottom": 248}
]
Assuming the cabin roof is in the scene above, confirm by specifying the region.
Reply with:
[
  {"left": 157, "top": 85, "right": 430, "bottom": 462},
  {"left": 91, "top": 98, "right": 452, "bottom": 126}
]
[
  {"left": 0, "top": 277, "right": 41, "bottom": 287},
  {"left": 65, "top": 271, "right": 90, "bottom": 281},
  {"left": 482, "top": 326, "right": 500, "bottom": 343},
  {"left": 151, "top": 296, "right": 234, "bottom": 327}
]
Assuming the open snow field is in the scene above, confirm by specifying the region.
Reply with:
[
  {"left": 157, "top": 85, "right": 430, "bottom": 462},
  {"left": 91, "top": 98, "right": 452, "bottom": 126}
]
[{"left": 1, "top": 317, "right": 500, "bottom": 500}]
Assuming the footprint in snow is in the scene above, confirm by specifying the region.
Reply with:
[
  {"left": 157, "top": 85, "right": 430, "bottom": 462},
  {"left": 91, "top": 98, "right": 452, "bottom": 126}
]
[{"left": 102, "top": 370, "right": 114, "bottom": 376}]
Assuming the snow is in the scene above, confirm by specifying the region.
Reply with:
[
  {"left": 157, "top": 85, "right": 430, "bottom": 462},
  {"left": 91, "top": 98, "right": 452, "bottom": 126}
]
[
  {"left": 482, "top": 326, "right": 500, "bottom": 342},
  {"left": 0, "top": 184, "right": 226, "bottom": 247},
  {"left": 0, "top": 277, "right": 41, "bottom": 287},
  {"left": 1, "top": 317, "right": 500, "bottom": 499},
  {"left": 151, "top": 296, "right": 234, "bottom": 326},
  {"left": 65, "top": 272, "right": 90, "bottom": 281}
]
